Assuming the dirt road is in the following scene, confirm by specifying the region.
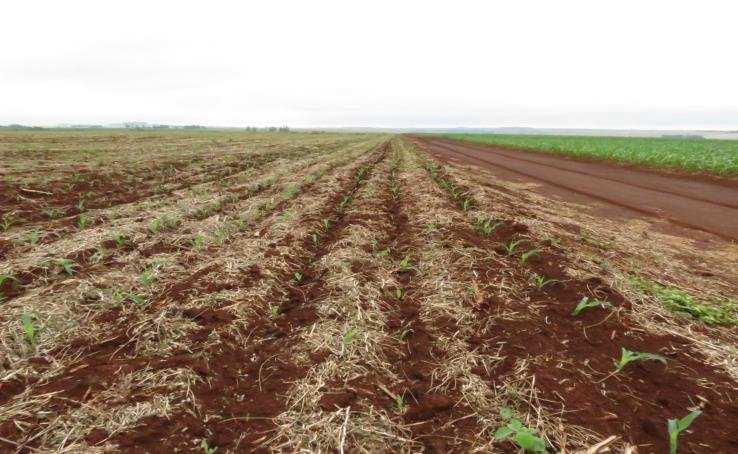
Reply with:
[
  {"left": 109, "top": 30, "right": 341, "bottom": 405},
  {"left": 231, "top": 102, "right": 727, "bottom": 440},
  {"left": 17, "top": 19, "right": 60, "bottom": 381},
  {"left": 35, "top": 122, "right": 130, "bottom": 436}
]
[{"left": 411, "top": 136, "right": 738, "bottom": 242}]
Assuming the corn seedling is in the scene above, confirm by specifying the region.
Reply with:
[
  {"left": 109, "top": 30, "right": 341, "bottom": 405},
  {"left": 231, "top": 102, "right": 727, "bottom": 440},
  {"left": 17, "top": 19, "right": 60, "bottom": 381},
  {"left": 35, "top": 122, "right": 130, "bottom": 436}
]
[
  {"left": 76, "top": 198, "right": 85, "bottom": 211},
  {"left": 460, "top": 197, "right": 473, "bottom": 212},
  {"left": 394, "top": 288, "right": 405, "bottom": 301},
  {"left": 25, "top": 229, "right": 41, "bottom": 246},
  {"left": 519, "top": 248, "right": 540, "bottom": 264},
  {"left": 1, "top": 213, "right": 14, "bottom": 231},
  {"left": 615, "top": 347, "right": 667, "bottom": 373},
  {"left": 668, "top": 409, "right": 701, "bottom": 454},
  {"left": 293, "top": 272, "right": 304, "bottom": 283},
  {"left": 282, "top": 184, "right": 299, "bottom": 200},
  {"left": 269, "top": 305, "right": 280, "bottom": 317},
  {"left": 321, "top": 219, "right": 331, "bottom": 231},
  {"left": 395, "top": 394, "right": 407, "bottom": 414},
  {"left": 56, "top": 258, "right": 77, "bottom": 275},
  {"left": 571, "top": 297, "right": 612, "bottom": 316},
  {"left": 149, "top": 214, "right": 180, "bottom": 234},
  {"left": 311, "top": 233, "right": 319, "bottom": 248},
  {"left": 201, "top": 440, "right": 217, "bottom": 454},
  {"left": 398, "top": 256, "right": 412, "bottom": 272},
  {"left": 112, "top": 233, "right": 126, "bottom": 248},
  {"left": 77, "top": 214, "right": 91, "bottom": 230},
  {"left": 531, "top": 274, "right": 557, "bottom": 289},
  {"left": 376, "top": 248, "right": 390, "bottom": 258},
  {"left": 43, "top": 207, "right": 64, "bottom": 219},
  {"left": 494, "top": 408, "right": 547, "bottom": 452},
  {"left": 474, "top": 217, "right": 503, "bottom": 236},
  {"left": 342, "top": 328, "right": 359, "bottom": 347},
  {"left": 503, "top": 239, "right": 524, "bottom": 255},
  {"left": 190, "top": 234, "right": 205, "bottom": 250},
  {"left": 21, "top": 313, "right": 38, "bottom": 345}
]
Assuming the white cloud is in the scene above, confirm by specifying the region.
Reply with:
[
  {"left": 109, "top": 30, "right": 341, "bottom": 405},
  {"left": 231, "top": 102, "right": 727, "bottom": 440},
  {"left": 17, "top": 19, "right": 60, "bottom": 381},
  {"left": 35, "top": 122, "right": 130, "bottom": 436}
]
[{"left": 2, "top": 0, "right": 737, "bottom": 128}]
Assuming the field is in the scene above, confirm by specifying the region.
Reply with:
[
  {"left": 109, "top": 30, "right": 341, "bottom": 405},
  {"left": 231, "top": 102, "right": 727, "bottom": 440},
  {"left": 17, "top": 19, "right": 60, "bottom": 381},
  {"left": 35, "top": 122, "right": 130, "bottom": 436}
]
[
  {"left": 443, "top": 133, "right": 738, "bottom": 176},
  {"left": 1, "top": 131, "right": 737, "bottom": 453}
]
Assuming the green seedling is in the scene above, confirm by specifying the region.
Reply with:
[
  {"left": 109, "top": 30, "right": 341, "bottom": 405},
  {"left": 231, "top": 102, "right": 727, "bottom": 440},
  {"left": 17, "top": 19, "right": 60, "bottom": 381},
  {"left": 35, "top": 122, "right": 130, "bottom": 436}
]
[
  {"left": 56, "top": 258, "right": 77, "bottom": 275},
  {"left": 376, "top": 248, "right": 390, "bottom": 258},
  {"left": 190, "top": 234, "right": 205, "bottom": 249},
  {"left": 342, "top": 328, "right": 359, "bottom": 347},
  {"left": 21, "top": 313, "right": 38, "bottom": 345},
  {"left": 269, "top": 305, "right": 280, "bottom": 317},
  {"left": 632, "top": 278, "right": 737, "bottom": 326},
  {"left": 398, "top": 256, "right": 412, "bottom": 272},
  {"left": 389, "top": 185, "right": 401, "bottom": 199},
  {"left": 474, "top": 217, "right": 503, "bottom": 236},
  {"left": 494, "top": 408, "right": 547, "bottom": 452},
  {"left": 282, "top": 184, "right": 299, "bottom": 200},
  {"left": 532, "top": 274, "right": 557, "bottom": 289},
  {"left": 149, "top": 214, "right": 180, "bottom": 234},
  {"left": 293, "top": 272, "right": 304, "bottom": 283},
  {"left": 615, "top": 347, "right": 667, "bottom": 373},
  {"left": 668, "top": 409, "right": 701, "bottom": 454},
  {"left": 503, "top": 239, "right": 524, "bottom": 255},
  {"left": 321, "top": 219, "right": 331, "bottom": 231},
  {"left": 519, "top": 248, "right": 540, "bottom": 264},
  {"left": 460, "top": 197, "right": 472, "bottom": 212},
  {"left": 25, "top": 230, "right": 41, "bottom": 246},
  {"left": 201, "top": 439, "right": 217, "bottom": 454},
  {"left": 571, "top": 297, "right": 612, "bottom": 316},
  {"left": 394, "top": 288, "right": 405, "bottom": 301},
  {"left": 395, "top": 394, "right": 407, "bottom": 414},
  {"left": 311, "top": 233, "right": 319, "bottom": 248},
  {"left": 139, "top": 269, "right": 155, "bottom": 286},
  {"left": 112, "top": 233, "right": 126, "bottom": 248},
  {"left": 76, "top": 198, "right": 85, "bottom": 211},
  {"left": 43, "top": 207, "right": 64, "bottom": 219},
  {"left": 338, "top": 195, "right": 352, "bottom": 211},
  {"left": 1, "top": 214, "right": 14, "bottom": 231},
  {"left": 77, "top": 214, "right": 91, "bottom": 230}
]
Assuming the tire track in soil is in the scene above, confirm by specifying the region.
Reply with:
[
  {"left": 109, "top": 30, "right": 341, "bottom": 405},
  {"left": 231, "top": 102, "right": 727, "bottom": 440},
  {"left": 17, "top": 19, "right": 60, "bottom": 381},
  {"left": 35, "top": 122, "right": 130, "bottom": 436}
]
[
  {"left": 0, "top": 142, "right": 367, "bottom": 305},
  {"left": 0, "top": 144, "right": 386, "bottom": 450},
  {"left": 86, "top": 143, "right": 392, "bottom": 452},
  {"left": 415, "top": 147, "right": 738, "bottom": 453}
]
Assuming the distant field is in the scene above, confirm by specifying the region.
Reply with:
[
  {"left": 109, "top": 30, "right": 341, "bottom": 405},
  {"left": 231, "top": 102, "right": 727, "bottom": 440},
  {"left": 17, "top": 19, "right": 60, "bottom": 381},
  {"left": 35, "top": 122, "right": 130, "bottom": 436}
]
[{"left": 443, "top": 133, "right": 738, "bottom": 176}]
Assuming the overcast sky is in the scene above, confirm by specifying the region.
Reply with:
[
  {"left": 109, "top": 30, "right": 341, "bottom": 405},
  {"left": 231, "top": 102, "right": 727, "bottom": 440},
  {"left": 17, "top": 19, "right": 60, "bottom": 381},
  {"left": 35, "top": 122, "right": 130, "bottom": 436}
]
[{"left": 2, "top": 1, "right": 737, "bottom": 129}]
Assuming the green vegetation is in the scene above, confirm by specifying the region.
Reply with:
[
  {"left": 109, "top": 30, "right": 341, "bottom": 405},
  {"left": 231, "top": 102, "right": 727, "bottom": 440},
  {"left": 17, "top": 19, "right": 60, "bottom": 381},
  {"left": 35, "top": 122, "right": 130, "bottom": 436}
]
[
  {"left": 21, "top": 313, "right": 38, "bottom": 345},
  {"left": 444, "top": 134, "right": 738, "bottom": 176},
  {"left": 668, "top": 410, "right": 701, "bottom": 454},
  {"left": 494, "top": 408, "right": 547, "bottom": 452},
  {"left": 571, "top": 297, "right": 612, "bottom": 316},
  {"left": 615, "top": 347, "right": 667, "bottom": 373},
  {"left": 633, "top": 278, "right": 738, "bottom": 325}
]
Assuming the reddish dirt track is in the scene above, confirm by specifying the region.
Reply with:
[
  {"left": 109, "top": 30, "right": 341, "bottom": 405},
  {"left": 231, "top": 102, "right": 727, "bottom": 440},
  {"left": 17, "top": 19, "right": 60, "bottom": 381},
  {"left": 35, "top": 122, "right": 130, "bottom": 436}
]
[{"left": 411, "top": 136, "right": 738, "bottom": 242}]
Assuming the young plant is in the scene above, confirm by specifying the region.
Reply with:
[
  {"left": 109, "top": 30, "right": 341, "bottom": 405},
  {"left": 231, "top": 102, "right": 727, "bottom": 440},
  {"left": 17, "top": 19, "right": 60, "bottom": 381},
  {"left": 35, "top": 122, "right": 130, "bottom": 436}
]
[
  {"left": 321, "top": 218, "right": 331, "bottom": 231},
  {"left": 519, "top": 248, "right": 540, "bottom": 264},
  {"left": 474, "top": 217, "right": 502, "bottom": 236},
  {"left": 201, "top": 440, "right": 217, "bottom": 454},
  {"left": 112, "top": 233, "right": 126, "bottom": 248},
  {"left": 77, "top": 214, "right": 91, "bottom": 230},
  {"left": 615, "top": 347, "right": 667, "bottom": 373},
  {"left": 668, "top": 409, "right": 701, "bottom": 454},
  {"left": 1, "top": 213, "right": 14, "bottom": 232},
  {"left": 21, "top": 313, "right": 38, "bottom": 345},
  {"left": 190, "top": 234, "right": 205, "bottom": 250},
  {"left": 503, "top": 239, "right": 524, "bottom": 255},
  {"left": 393, "top": 287, "right": 405, "bottom": 301},
  {"left": 25, "top": 229, "right": 41, "bottom": 246},
  {"left": 376, "top": 248, "right": 390, "bottom": 258},
  {"left": 572, "top": 297, "right": 612, "bottom": 316},
  {"left": 494, "top": 408, "right": 547, "bottom": 452},
  {"left": 398, "top": 256, "right": 412, "bottom": 272},
  {"left": 56, "top": 258, "right": 77, "bottom": 275},
  {"left": 293, "top": 272, "right": 304, "bottom": 283},
  {"left": 460, "top": 197, "right": 473, "bottom": 212},
  {"left": 394, "top": 394, "right": 407, "bottom": 414},
  {"left": 342, "top": 327, "right": 359, "bottom": 347},
  {"left": 531, "top": 274, "right": 557, "bottom": 290}
]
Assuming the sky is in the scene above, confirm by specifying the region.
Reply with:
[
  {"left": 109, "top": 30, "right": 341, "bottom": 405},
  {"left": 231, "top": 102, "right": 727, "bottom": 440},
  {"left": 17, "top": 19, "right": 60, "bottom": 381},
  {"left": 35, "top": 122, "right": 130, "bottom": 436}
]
[{"left": 2, "top": 0, "right": 737, "bottom": 130}]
